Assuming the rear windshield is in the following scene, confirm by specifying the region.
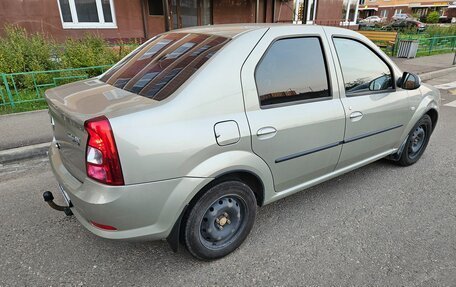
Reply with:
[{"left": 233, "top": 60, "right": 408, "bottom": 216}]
[{"left": 100, "top": 33, "right": 230, "bottom": 101}]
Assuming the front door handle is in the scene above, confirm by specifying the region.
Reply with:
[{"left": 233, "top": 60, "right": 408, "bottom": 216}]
[
  {"left": 257, "top": 127, "right": 277, "bottom": 140},
  {"left": 349, "top": 111, "right": 364, "bottom": 121}
]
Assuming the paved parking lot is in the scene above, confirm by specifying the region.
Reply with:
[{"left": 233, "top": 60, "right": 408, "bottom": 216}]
[{"left": 1, "top": 74, "right": 455, "bottom": 286}]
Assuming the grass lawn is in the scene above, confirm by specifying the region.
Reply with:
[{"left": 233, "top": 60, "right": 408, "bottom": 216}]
[{"left": 0, "top": 88, "right": 48, "bottom": 115}]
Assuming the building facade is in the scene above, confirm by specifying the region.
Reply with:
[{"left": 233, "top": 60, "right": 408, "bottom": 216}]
[
  {"left": 358, "top": 0, "right": 456, "bottom": 21},
  {"left": 0, "top": 0, "right": 296, "bottom": 41}
]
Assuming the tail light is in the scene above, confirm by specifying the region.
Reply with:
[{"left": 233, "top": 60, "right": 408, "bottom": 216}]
[{"left": 84, "top": 116, "right": 124, "bottom": 186}]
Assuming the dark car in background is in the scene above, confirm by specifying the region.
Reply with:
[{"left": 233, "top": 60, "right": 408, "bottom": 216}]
[{"left": 384, "top": 19, "right": 427, "bottom": 32}]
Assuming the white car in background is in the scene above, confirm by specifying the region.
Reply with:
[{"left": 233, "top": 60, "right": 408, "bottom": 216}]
[
  {"left": 360, "top": 16, "right": 385, "bottom": 24},
  {"left": 392, "top": 13, "right": 412, "bottom": 21}
]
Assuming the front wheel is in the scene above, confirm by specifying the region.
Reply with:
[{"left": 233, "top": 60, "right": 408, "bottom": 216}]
[
  {"left": 183, "top": 181, "right": 257, "bottom": 260},
  {"left": 395, "top": 114, "right": 432, "bottom": 166}
]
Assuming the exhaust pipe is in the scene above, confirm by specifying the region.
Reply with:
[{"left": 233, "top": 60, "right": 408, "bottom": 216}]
[{"left": 43, "top": 191, "right": 73, "bottom": 216}]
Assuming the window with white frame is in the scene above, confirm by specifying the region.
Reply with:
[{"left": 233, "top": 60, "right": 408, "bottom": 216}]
[
  {"left": 57, "top": 0, "right": 117, "bottom": 29},
  {"left": 380, "top": 9, "right": 388, "bottom": 17}
]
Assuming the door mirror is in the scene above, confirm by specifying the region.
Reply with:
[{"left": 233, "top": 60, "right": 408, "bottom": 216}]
[
  {"left": 369, "top": 74, "right": 392, "bottom": 91},
  {"left": 399, "top": 72, "right": 421, "bottom": 90}
]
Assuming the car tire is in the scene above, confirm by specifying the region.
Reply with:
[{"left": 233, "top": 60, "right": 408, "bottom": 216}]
[
  {"left": 183, "top": 180, "right": 257, "bottom": 260},
  {"left": 395, "top": 114, "right": 432, "bottom": 166}
]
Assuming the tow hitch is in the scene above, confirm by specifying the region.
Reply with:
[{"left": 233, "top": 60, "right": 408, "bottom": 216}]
[{"left": 43, "top": 191, "right": 73, "bottom": 216}]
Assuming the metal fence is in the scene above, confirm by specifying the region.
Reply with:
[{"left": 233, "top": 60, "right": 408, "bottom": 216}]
[
  {"left": 395, "top": 35, "right": 456, "bottom": 56},
  {"left": 0, "top": 65, "right": 112, "bottom": 110}
]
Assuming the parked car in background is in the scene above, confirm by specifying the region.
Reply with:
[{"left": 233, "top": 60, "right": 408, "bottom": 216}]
[
  {"left": 438, "top": 16, "right": 452, "bottom": 23},
  {"left": 384, "top": 19, "right": 427, "bottom": 32},
  {"left": 43, "top": 24, "right": 440, "bottom": 260},
  {"left": 360, "top": 16, "right": 385, "bottom": 24},
  {"left": 392, "top": 13, "right": 412, "bottom": 20},
  {"left": 359, "top": 16, "right": 386, "bottom": 28}
]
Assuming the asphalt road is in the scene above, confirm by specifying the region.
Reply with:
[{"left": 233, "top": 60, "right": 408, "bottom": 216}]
[
  {"left": 1, "top": 74, "right": 456, "bottom": 286},
  {"left": 0, "top": 110, "right": 52, "bottom": 151}
]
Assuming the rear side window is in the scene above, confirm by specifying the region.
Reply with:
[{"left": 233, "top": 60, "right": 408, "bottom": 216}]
[
  {"left": 101, "top": 33, "right": 230, "bottom": 101},
  {"left": 333, "top": 38, "right": 393, "bottom": 95},
  {"left": 255, "top": 37, "right": 330, "bottom": 107}
]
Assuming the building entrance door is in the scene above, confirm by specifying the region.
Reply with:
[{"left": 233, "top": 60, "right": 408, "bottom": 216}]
[{"left": 170, "top": 0, "right": 212, "bottom": 29}]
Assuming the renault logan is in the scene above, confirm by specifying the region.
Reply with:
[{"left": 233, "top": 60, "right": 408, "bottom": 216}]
[{"left": 44, "top": 24, "right": 440, "bottom": 260}]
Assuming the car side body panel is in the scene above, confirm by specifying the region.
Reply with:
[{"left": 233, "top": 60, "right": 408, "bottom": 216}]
[
  {"left": 240, "top": 25, "right": 346, "bottom": 192},
  {"left": 323, "top": 27, "right": 415, "bottom": 167},
  {"left": 111, "top": 28, "right": 268, "bottom": 184}
]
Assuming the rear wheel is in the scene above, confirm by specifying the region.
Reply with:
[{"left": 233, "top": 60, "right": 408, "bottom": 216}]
[
  {"left": 396, "top": 114, "right": 432, "bottom": 166},
  {"left": 183, "top": 180, "right": 257, "bottom": 260}
]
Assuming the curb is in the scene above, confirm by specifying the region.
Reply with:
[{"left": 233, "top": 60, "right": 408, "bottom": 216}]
[
  {"left": 0, "top": 143, "right": 50, "bottom": 164},
  {"left": 418, "top": 66, "right": 456, "bottom": 81},
  {"left": 0, "top": 109, "right": 48, "bottom": 118}
]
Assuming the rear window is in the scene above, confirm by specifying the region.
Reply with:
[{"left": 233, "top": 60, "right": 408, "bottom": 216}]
[{"left": 100, "top": 33, "right": 230, "bottom": 101}]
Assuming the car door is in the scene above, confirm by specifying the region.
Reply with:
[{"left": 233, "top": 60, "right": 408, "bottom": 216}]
[
  {"left": 241, "top": 26, "right": 345, "bottom": 192},
  {"left": 327, "top": 34, "right": 413, "bottom": 169}
]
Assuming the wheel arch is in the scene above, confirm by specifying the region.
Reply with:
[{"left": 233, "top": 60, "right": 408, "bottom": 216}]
[
  {"left": 167, "top": 151, "right": 273, "bottom": 251},
  {"left": 425, "top": 108, "right": 438, "bottom": 131},
  {"left": 186, "top": 170, "right": 265, "bottom": 212}
]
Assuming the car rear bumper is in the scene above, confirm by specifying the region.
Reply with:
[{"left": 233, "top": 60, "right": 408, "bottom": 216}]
[{"left": 48, "top": 142, "right": 212, "bottom": 241}]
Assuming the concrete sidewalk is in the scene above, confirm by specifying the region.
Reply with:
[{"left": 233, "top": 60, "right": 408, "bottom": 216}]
[
  {"left": 0, "top": 110, "right": 52, "bottom": 151},
  {"left": 0, "top": 53, "right": 455, "bottom": 163},
  {"left": 0, "top": 110, "right": 52, "bottom": 163},
  {"left": 391, "top": 53, "right": 456, "bottom": 77}
]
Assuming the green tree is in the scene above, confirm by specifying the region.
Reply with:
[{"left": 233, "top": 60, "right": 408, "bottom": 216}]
[{"left": 426, "top": 11, "right": 440, "bottom": 23}]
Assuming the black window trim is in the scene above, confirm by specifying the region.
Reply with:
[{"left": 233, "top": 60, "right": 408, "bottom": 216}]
[
  {"left": 331, "top": 35, "right": 396, "bottom": 98},
  {"left": 254, "top": 35, "right": 333, "bottom": 110}
]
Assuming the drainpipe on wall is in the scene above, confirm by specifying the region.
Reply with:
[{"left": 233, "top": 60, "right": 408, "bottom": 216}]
[
  {"left": 163, "top": 0, "right": 170, "bottom": 31},
  {"left": 272, "top": 0, "right": 276, "bottom": 22},
  {"left": 141, "top": 0, "right": 148, "bottom": 39},
  {"left": 256, "top": 0, "right": 260, "bottom": 22}
]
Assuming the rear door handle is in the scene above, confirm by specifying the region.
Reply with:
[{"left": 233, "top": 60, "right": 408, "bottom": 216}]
[
  {"left": 257, "top": 127, "right": 277, "bottom": 140},
  {"left": 349, "top": 111, "right": 363, "bottom": 121}
]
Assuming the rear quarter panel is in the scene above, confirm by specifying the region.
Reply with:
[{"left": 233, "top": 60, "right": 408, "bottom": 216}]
[{"left": 110, "top": 28, "right": 271, "bottom": 184}]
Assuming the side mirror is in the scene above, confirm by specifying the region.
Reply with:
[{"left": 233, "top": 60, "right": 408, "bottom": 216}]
[{"left": 398, "top": 72, "right": 421, "bottom": 90}]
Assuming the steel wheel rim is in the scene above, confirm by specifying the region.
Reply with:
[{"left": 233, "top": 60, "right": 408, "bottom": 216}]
[
  {"left": 408, "top": 125, "right": 426, "bottom": 159},
  {"left": 199, "top": 194, "right": 246, "bottom": 250}
]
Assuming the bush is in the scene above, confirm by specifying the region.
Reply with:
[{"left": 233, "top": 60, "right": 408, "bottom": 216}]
[
  {"left": 398, "top": 24, "right": 456, "bottom": 37},
  {"left": 61, "top": 34, "right": 117, "bottom": 69},
  {"left": 424, "top": 24, "right": 456, "bottom": 36},
  {"left": 411, "top": 13, "right": 420, "bottom": 20},
  {"left": 0, "top": 25, "right": 58, "bottom": 74},
  {"left": 426, "top": 11, "right": 440, "bottom": 23},
  {"left": 0, "top": 24, "right": 140, "bottom": 114},
  {"left": 0, "top": 25, "right": 139, "bottom": 75}
]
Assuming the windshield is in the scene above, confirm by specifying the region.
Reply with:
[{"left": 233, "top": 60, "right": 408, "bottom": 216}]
[{"left": 100, "top": 33, "right": 230, "bottom": 101}]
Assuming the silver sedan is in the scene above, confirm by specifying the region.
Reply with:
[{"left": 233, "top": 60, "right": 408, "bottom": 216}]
[{"left": 44, "top": 24, "right": 440, "bottom": 260}]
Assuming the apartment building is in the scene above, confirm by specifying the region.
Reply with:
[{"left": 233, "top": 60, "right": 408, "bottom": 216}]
[{"left": 358, "top": 0, "right": 456, "bottom": 21}]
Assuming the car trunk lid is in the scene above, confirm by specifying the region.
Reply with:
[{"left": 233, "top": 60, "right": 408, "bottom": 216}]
[{"left": 46, "top": 78, "right": 155, "bottom": 182}]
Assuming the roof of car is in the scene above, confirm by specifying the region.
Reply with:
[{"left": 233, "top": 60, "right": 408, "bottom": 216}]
[{"left": 172, "top": 23, "right": 317, "bottom": 39}]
